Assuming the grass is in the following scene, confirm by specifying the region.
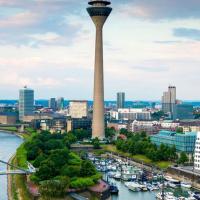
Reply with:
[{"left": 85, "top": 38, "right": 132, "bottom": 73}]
[
  {"left": 0, "top": 126, "right": 17, "bottom": 131},
  {"left": 155, "top": 161, "right": 172, "bottom": 169},
  {"left": 15, "top": 144, "right": 28, "bottom": 169},
  {"left": 102, "top": 144, "right": 172, "bottom": 169}
]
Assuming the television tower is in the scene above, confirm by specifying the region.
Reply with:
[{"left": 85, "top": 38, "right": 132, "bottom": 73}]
[{"left": 87, "top": 1, "right": 112, "bottom": 139}]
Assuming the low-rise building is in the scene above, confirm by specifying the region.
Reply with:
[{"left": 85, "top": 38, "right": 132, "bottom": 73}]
[
  {"left": 130, "top": 120, "right": 159, "bottom": 135},
  {"left": 110, "top": 108, "right": 151, "bottom": 121},
  {"left": 107, "top": 122, "right": 128, "bottom": 131},
  {"left": 0, "top": 113, "right": 17, "bottom": 124},
  {"left": 67, "top": 118, "right": 91, "bottom": 132},
  {"left": 151, "top": 130, "right": 196, "bottom": 156}
]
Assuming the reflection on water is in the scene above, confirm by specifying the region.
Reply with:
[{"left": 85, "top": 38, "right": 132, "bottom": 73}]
[{"left": 0, "top": 132, "right": 23, "bottom": 200}]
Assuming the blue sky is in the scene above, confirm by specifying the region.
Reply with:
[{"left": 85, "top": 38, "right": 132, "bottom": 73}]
[{"left": 0, "top": 0, "right": 200, "bottom": 100}]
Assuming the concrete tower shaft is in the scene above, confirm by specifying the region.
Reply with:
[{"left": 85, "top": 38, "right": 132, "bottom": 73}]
[{"left": 87, "top": 1, "right": 112, "bottom": 139}]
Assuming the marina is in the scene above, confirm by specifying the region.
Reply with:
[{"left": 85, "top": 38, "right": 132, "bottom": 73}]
[{"left": 88, "top": 153, "right": 200, "bottom": 200}]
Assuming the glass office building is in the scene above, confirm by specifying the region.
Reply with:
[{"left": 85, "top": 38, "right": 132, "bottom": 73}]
[
  {"left": 117, "top": 92, "right": 125, "bottom": 109},
  {"left": 151, "top": 130, "right": 197, "bottom": 153},
  {"left": 173, "top": 104, "right": 194, "bottom": 120},
  {"left": 19, "top": 86, "right": 34, "bottom": 121}
]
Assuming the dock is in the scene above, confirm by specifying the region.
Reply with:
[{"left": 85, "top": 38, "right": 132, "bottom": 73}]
[{"left": 69, "top": 193, "right": 89, "bottom": 200}]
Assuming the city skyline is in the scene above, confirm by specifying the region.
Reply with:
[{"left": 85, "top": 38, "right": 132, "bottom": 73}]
[{"left": 0, "top": 0, "right": 200, "bottom": 100}]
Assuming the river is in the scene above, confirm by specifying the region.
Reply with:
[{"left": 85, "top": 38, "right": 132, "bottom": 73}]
[{"left": 0, "top": 131, "right": 23, "bottom": 200}]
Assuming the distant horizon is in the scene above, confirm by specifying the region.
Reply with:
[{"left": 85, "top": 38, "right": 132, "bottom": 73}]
[{"left": 1, "top": 99, "right": 200, "bottom": 102}]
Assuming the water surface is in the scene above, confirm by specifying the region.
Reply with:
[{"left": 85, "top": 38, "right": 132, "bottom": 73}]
[{"left": 0, "top": 131, "right": 23, "bottom": 200}]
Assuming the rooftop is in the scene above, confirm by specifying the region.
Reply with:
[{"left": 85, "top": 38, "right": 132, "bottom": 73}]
[
  {"left": 88, "top": 0, "right": 111, "bottom": 6},
  {"left": 157, "top": 130, "right": 197, "bottom": 137}
]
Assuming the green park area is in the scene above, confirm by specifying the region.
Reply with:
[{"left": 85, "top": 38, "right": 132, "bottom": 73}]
[
  {"left": 11, "top": 130, "right": 101, "bottom": 200},
  {"left": 102, "top": 144, "right": 172, "bottom": 170}
]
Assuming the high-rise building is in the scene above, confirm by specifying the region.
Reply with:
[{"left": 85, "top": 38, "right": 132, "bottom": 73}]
[
  {"left": 162, "top": 86, "right": 176, "bottom": 118},
  {"left": 117, "top": 92, "right": 125, "bottom": 109},
  {"left": 56, "top": 97, "right": 64, "bottom": 111},
  {"left": 49, "top": 98, "right": 56, "bottom": 111},
  {"left": 87, "top": 0, "right": 112, "bottom": 139},
  {"left": 69, "top": 101, "right": 88, "bottom": 119},
  {"left": 19, "top": 86, "right": 34, "bottom": 121}
]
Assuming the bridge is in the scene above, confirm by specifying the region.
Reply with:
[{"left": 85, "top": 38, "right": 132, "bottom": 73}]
[
  {"left": 0, "top": 160, "right": 36, "bottom": 175},
  {"left": 0, "top": 124, "right": 29, "bottom": 133}
]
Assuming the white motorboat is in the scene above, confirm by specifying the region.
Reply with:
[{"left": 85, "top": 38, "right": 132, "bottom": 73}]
[
  {"left": 168, "top": 181, "right": 177, "bottom": 188},
  {"left": 125, "top": 182, "right": 141, "bottom": 192},
  {"left": 156, "top": 192, "right": 177, "bottom": 200},
  {"left": 181, "top": 182, "right": 192, "bottom": 189},
  {"left": 164, "top": 176, "right": 180, "bottom": 184},
  {"left": 140, "top": 184, "right": 148, "bottom": 191},
  {"left": 113, "top": 172, "right": 121, "bottom": 180}
]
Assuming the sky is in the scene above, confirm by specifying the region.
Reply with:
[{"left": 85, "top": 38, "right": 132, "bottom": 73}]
[{"left": 0, "top": 0, "right": 200, "bottom": 100}]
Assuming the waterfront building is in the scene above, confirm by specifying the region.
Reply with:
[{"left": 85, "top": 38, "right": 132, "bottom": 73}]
[
  {"left": 117, "top": 92, "right": 125, "bottom": 109},
  {"left": 162, "top": 86, "right": 176, "bottom": 118},
  {"left": 151, "top": 130, "right": 196, "bottom": 154},
  {"left": 87, "top": 0, "right": 112, "bottom": 139},
  {"left": 19, "top": 86, "right": 34, "bottom": 121},
  {"left": 0, "top": 112, "right": 17, "bottom": 124},
  {"left": 110, "top": 108, "right": 151, "bottom": 121},
  {"left": 173, "top": 104, "right": 194, "bottom": 120},
  {"left": 49, "top": 98, "right": 56, "bottom": 111},
  {"left": 194, "top": 132, "right": 200, "bottom": 171},
  {"left": 69, "top": 100, "right": 88, "bottom": 119},
  {"left": 57, "top": 97, "right": 64, "bottom": 111}
]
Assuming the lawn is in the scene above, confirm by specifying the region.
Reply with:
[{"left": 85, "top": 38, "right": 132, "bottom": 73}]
[
  {"left": 102, "top": 144, "right": 172, "bottom": 169},
  {"left": 0, "top": 126, "right": 17, "bottom": 132}
]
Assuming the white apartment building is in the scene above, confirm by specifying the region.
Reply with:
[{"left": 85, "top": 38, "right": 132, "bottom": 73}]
[
  {"left": 110, "top": 108, "right": 151, "bottom": 121},
  {"left": 160, "top": 121, "right": 179, "bottom": 129},
  {"left": 69, "top": 101, "right": 88, "bottom": 119},
  {"left": 194, "top": 132, "right": 200, "bottom": 171}
]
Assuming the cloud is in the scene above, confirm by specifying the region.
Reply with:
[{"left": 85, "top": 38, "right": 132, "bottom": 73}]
[
  {"left": 0, "top": 0, "right": 86, "bottom": 46},
  {"left": 0, "top": 11, "right": 40, "bottom": 28},
  {"left": 173, "top": 28, "right": 200, "bottom": 41},
  {"left": 119, "top": 0, "right": 200, "bottom": 20}
]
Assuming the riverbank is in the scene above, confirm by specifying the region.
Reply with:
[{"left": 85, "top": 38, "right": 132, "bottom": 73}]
[{"left": 7, "top": 155, "right": 14, "bottom": 200}]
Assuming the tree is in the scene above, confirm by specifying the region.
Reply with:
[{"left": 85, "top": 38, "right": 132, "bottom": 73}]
[
  {"left": 177, "top": 152, "right": 188, "bottom": 165},
  {"left": 73, "top": 129, "right": 91, "bottom": 140},
  {"left": 33, "top": 153, "right": 47, "bottom": 168},
  {"left": 36, "top": 160, "right": 57, "bottom": 181},
  {"left": 80, "top": 160, "right": 96, "bottom": 177},
  {"left": 176, "top": 127, "right": 184, "bottom": 133},
  {"left": 92, "top": 137, "right": 100, "bottom": 149},
  {"left": 39, "top": 176, "right": 70, "bottom": 199},
  {"left": 151, "top": 111, "right": 165, "bottom": 120},
  {"left": 105, "top": 127, "right": 116, "bottom": 141}
]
